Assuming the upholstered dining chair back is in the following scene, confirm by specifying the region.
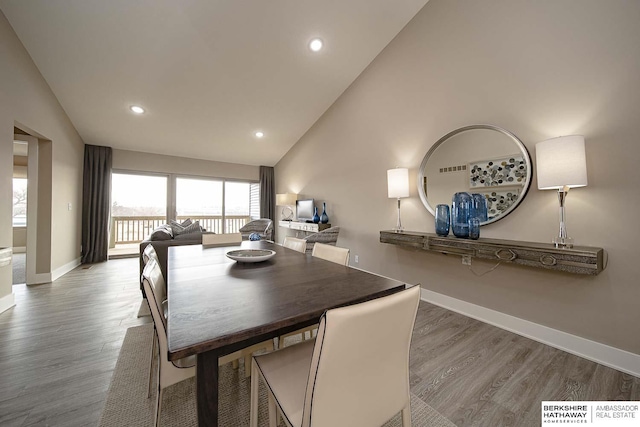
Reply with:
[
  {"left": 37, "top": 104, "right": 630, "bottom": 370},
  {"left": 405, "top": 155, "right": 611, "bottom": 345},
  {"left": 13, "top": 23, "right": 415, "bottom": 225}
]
[
  {"left": 283, "top": 236, "right": 307, "bottom": 253},
  {"left": 301, "top": 285, "right": 420, "bottom": 427},
  {"left": 250, "top": 286, "right": 420, "bottom": 427},
  {"left": 142, "top": 243, "right": 159, "bottom": 265},
  {"left": 202, "top": 232, "right": 242, "bottom": 247},
  {"left": 143, "top": 258, "right": 167, "bottom": 329},
  {"left": 311, "top": 242, "right": 349, "bottom": 266},
  {"left": 303, "top": 226, "right": 340, "bottom": 254},
  {"left": 142, "top": 258, "right": 196, "bottom": 426}
]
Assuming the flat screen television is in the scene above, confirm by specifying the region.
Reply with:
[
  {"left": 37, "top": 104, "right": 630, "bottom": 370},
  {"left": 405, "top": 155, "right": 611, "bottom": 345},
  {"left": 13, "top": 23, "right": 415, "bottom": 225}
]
[{"left": 296, "top": 199, "right": 315, "bottom": 222}]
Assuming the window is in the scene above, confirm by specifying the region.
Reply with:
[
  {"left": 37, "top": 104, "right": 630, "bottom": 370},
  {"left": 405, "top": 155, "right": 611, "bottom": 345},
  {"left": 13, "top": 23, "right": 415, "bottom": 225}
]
[
  {"left": 176, "top": 177, "right": 223, "bottom": 232},
  {"left": 176, "top": 178, "right": 259, "bottom": 233},
  {"left": 13, "top": 178, "right": 27, "bottom": 227},
  {"left": 109, "top": 172, "right": 259, "bottom": 246},
  {"left": 111, "top": 173, "right": 168, "bottom": 243},
  {"left": 225, "top": 181, "right": 261, "bottom": 232}
]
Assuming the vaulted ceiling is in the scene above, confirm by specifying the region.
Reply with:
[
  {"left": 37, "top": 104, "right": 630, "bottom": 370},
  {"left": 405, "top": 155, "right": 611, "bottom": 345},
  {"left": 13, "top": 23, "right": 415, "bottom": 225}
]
[{"left": 1, "top": 0, "right": 428, "bottom": 166}]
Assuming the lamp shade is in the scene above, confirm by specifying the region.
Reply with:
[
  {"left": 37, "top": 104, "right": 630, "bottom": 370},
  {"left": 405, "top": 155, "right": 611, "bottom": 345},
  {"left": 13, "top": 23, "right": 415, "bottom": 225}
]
[
  {"left": 276, "top": 193, "right": 297, "bottom": 206},
  {"left": 535, "top": 135, "right": 588, "bottom": 190},
  {"left": 387, "top": 168, "right": 410, "bottom": 198}
]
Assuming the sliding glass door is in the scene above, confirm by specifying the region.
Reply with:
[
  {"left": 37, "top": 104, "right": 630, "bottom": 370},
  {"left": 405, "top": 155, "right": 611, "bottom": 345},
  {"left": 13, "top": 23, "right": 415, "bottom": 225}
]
[
  {"left": 176, "top": 177, "right": 224, "bottom": 232},
  {"left": 110, "top": 173, "right": 168, "bottom": 247},
  {"left": 175, "top": 178, "right": 259, "bottom": 233},
  {"left": 109, "top": 172, "right": 259, "bottom": 250}
]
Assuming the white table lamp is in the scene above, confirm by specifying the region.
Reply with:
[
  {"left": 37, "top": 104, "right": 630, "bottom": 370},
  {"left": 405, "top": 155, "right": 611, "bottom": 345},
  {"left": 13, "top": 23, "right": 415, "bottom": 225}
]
[
  {"left": 535, "top": 135, "right": 587, "bottom": 248},
  {"left": 387, "top": 168, "right": 410, "bottom": 232}
]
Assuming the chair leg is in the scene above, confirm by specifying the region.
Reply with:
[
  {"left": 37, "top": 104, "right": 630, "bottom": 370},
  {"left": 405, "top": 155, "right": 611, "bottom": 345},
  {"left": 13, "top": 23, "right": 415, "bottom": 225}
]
[
  {"left": 244, "top": 354, "right": 252, "bottom": 378},
  {"left": 401, "top": 404, "right": 412, "bottom": 427},
  {"left": 155, "top": 387, "right": 164, "bottom": 427},
  {"left": 148, "top": 330, "right": 157, "bottom": 398},
  {"left": 250, "top": 361, "right": 259, "bottom": 427},
  {"left": 268, "top": 391, "right": 277, "bottom": 427},
  {"left": 232, "top": 359, "right": 239, "bottom": 369},
  {"left": 154, "top": 351, "right": 162, "bottom": 427}
]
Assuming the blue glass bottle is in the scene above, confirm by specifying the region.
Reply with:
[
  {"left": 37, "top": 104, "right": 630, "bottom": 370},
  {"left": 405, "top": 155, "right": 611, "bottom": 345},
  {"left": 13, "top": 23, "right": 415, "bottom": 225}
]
[
  {"left": 452, "top": 192, "right": 471, "bottom": 238},
  {"left": 320, "top": 202, "right": 329, "bottom": 224},
  {"left": 312, "top": 206, "right": 320, "bottom": 224},
  {"left": 435, "top": 204, "right": 450, "bottom": 236},
  {"left": 471, "top": 193, "right": 488, "bottom": 223}
]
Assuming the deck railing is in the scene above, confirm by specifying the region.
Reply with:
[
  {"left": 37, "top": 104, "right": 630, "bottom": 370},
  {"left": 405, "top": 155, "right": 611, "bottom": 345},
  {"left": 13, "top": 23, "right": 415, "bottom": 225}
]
[{"left": 109, "top": 215, "right": 251, "bottom": 247}]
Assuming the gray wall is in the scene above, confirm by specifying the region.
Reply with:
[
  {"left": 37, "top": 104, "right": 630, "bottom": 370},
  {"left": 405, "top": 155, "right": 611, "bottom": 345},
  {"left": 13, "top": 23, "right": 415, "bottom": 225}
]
[
  {"left": 275, "top": 0, "right": 640, "bottom": 354},
  {"left": 113, "top": 148, "right": 259, "bottom": 181},
  {"left": 0, "top": 11, "right": 84, "bottom": 301}
]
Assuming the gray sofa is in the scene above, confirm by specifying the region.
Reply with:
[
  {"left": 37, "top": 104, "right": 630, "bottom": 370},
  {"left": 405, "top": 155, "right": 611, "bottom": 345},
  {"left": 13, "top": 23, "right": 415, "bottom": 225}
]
[{"left": 139, "top": 222, "right": 202, "bottom": 294}]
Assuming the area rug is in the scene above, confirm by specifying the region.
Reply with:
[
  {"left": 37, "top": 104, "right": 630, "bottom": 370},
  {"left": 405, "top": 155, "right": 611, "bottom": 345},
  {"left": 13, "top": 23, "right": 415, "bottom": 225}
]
[
  {"left": 99, "top": 324, "right": 455, "bottom": 427},
  {"left": 12, "top": 253, "right": 26, "bottom": 285}
]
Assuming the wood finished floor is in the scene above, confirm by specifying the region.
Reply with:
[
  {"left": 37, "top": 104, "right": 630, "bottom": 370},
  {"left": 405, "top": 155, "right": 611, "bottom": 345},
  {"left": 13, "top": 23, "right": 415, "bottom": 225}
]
[{"left": 0, "top": 258, "right": 638, "bottom": 426}]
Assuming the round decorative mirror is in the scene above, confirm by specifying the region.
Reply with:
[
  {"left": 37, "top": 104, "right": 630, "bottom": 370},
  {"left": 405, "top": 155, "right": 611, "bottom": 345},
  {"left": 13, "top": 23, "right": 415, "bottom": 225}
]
[{"left": 418, "top": 124, "right": 532, "bottom": 225}]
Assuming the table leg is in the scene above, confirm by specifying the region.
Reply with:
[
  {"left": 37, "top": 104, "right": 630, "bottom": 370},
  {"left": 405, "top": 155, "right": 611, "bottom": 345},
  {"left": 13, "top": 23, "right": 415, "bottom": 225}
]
[{"left": 197, "top": 350, "right": 220, "bottom": 427}]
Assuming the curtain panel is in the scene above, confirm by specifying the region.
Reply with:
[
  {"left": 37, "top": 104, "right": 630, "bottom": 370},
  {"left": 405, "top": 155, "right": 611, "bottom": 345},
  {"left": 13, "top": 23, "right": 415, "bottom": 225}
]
[
  {"left": 81, "top": 144, "right": 112, "bottom": 263},
  {"left": 259, "top": 166, "right": 275, "bottom": 239}
]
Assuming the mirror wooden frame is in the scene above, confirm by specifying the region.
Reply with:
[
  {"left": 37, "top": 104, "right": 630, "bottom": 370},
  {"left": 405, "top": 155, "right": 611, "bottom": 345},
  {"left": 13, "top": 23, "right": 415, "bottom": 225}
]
[{"left": 417, "top": 124, "right": 533, "bottom": 225}]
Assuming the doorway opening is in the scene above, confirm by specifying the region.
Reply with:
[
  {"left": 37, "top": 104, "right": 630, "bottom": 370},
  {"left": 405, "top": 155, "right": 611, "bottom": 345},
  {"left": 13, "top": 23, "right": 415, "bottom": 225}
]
[{"left": 12, "top": 136, "right": 28, "bottom": 285}]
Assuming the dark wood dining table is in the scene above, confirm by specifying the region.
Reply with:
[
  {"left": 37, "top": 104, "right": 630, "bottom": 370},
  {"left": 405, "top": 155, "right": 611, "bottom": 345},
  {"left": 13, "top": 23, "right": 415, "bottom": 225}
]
[{"left": 166, "top": 240, "right": 407, "bottom": 427}]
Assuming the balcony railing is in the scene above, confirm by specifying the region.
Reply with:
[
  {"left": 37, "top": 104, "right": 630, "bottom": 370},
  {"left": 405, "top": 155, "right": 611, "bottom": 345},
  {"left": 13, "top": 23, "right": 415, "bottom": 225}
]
[{"left": 109, "top": 215, "right": 251, "bottom": 247}]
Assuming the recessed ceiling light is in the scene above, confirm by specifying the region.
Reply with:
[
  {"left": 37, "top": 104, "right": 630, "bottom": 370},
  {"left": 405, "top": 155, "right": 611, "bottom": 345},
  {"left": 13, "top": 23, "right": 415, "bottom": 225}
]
[
  {"left": 130, "top": 105, "right": 145, "bottom": 114},
  {"left": 255, "top": 131, "right": 264, "bottom": 138},
  {"left": 309, "top": 38, "right": 323, "bottom": 52}
]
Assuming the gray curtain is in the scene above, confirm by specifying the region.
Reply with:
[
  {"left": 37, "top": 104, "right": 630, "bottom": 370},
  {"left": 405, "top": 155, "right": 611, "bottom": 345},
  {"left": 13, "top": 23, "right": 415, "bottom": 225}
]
[
  {"left": 81, "top": 144, "right": 112, "bottom": 263},
  {"left": 259, "top": 166, "right": 275, "bottom": 238}
]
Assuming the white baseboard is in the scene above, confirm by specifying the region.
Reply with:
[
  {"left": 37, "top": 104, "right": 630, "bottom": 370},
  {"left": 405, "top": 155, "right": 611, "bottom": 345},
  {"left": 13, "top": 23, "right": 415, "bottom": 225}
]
[
  {"left": 12, "top": 246, "right": 26, "bottom": 254},
  {"left": 0, "top": 292, "right": 15, "bottom": 314},
  {"left": 52, "top": 257, "right": 81, "bottom": 281},
  {"left": 420, "top": 288, "right": 640, "bottom": 378},
  {"left": 28, "top": 272, "right": 52, "bottom": 285}
]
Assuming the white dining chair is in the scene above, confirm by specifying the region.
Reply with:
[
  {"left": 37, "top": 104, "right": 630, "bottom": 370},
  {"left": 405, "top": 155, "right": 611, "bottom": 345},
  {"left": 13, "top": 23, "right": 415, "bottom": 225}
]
[
  {"left": 277, "top": 242, "right": 350, "bottom": 349},
  {"left": 250, "top": 285, "right": 421, "bottom": 427},
  {"left": 141, "top": 243, "right": 163, "bottom": 397},
  {"left": 311, "top": 242, "right": 349, "bottom": 266},
  {"left": 202, "top": 232, "right": 242, "bottom": 247},
  {"left": 142, "top": 259, "right": 274, "bottom": 426},
  {"left": 283, "top": 236, "right": 307, "bottom": 253}
]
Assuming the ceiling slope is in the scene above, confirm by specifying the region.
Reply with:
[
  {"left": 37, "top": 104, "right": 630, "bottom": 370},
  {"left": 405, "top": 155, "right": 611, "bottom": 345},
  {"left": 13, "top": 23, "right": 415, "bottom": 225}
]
[{"left": 1, "top": 0, "right": 428, "bottom": 166}]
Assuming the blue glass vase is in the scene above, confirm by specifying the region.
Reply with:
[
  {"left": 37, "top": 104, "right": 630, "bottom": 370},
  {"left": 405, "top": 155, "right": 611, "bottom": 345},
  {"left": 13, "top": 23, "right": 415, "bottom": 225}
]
[
  {"left": 471, "top": 193, "right": 488, "bottom": 222},
  {"left": 452, "top": 192, "right": 471, "bottom": 238},
  {"left": 468, "top": 218, "right": 480, "bottom": 240},
  {"left": 320, "top": 202, "right": 329, "bottom": 224},
  {"left": 435, "top": 204, "right": 450, "bottom": 236},
  {"left": 312, "top": 206, "right": 320, "bottom": 224}
]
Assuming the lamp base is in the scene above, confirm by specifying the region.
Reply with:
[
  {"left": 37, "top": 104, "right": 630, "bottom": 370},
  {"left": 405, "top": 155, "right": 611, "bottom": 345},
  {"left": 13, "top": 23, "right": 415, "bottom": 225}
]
[
  {"left": 553, "top": 236, "right": 574, "bottom": 248},
  {"left": 281, "top": 207, "right": 294, "bottom": 221}
]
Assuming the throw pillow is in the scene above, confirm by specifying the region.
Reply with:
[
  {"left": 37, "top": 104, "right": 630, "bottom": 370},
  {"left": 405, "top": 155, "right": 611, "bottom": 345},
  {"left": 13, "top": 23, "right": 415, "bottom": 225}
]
[
  {"left": 180, "top": 221, "right": 201, "bottom": 235},
  {"left": 170, "top": 220, "right": 201, "bottom": 236},
  {"left": 170, "top": 218, "right": 192, "bottom": 229},
  {"left": 149, "top": 224, "right": 173, "bottom": 241}
]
